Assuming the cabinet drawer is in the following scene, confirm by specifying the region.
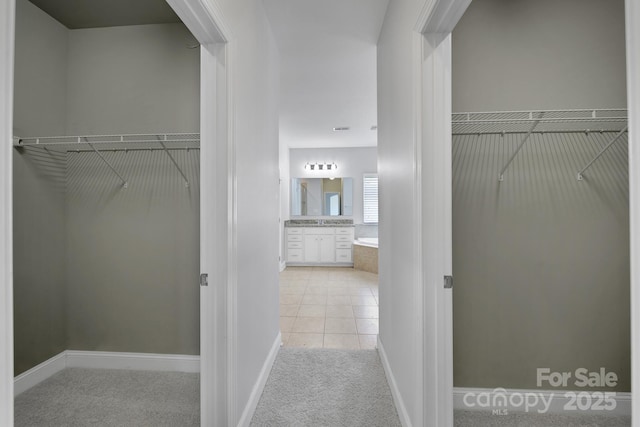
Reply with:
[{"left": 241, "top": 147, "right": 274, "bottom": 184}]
[
  {"left": 287, "top": 235, "right": 302, "bottom": 242},
  {"left": 304, "top": 227, "right": 335, "bottom": 235},
  {"left": 335, "top": 235, "right": 353, "bottom": 242},
  {"left": 336, "top": 249, "right": 352, "bottom": 262},
  {"left": 336, "top": 242, "right": 352, "bottom": 249},
  {"left": 336, "top": 228, "right": 354, "bottom": 235},
  {"left": 287, "top": 242, "right": 303, "bottom": 249},
  {"left": 287, "top": 228, "right": 303, "bottom": 235},
  {"left": 287, "top": 249, "right": 303, "bottom": 261}
]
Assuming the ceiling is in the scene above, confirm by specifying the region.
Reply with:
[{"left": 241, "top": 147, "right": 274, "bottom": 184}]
[
  {"left": 27, "top": 0, "right": 181, "bottom": 29},
  {"left": 28, "top": 0, "right": 388, "bottom": 149},
  {"left": 263, "top": 0, "right": 389, "bottom": 149}
]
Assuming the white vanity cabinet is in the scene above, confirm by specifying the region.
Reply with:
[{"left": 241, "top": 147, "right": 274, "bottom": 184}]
[
  {"left": 303, "top": 228, "right": 336, "bottom": 263},
  {"left": 286, "top": 226, "right": 354, "bottom": 266}
]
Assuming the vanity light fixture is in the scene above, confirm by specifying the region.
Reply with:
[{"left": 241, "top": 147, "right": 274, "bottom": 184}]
[{"left": 304, "top": 162, "right": 338, "bottom": 171}]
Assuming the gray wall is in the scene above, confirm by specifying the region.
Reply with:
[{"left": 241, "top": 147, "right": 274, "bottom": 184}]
[
  {"left": 452, "top": 0, "right": 626, "bottom": 112},
  {"left": 13, "top": 0, "right": 68, "bottom": 375},
  {"left": 13, "top": 2, "right": 201, "bottom": 373},
  {"left": 63, "top": 23, "right": 200, "bottom": 354},
  {"left": 66, "top": 23, "right": 199, "bottom": 135},
  {"left": 452, "top": 0, "right": 629, "bottom": 391},
  {"left": 65, "top": 151, "right": 199, "bottom": 354}
]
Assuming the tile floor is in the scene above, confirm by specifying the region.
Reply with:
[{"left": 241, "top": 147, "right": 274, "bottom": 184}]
[{"left": 280, "top": 266, "right": 379, "bottom": 350}]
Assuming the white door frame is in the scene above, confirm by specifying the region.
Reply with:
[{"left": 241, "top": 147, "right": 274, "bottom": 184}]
[
  {"left": 0, "top": 0, "right": 237, "bottom": 425},
  {"left": 0, "top": 0, "right": 15, "bottom": 424},
  {"left": 414, "top": 1, "right": 472, "bottom": 425},
  {"left": 412, "top": 1, "right": 475, "bottom": 426},
  {"left": 626, "top": 0, "right": 640, "bottom": 423},
  {"left": 165, "top": 1, "right": 236, "bottom": 425},
  {"left": 414, "top": 0, "right": 640, "bottom": 426}
]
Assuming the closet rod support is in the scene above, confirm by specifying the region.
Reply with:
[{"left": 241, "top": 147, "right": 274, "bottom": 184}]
[
  {"left": 87, "top": 142, "right": 128, "bottom": 189},
  {"left": 576, "top": 126, "right": 628, "bottom": 181},
  {"left": 159, "top": 139, "right": 190, "bottom": 188},
  {"left": 498, "top": 113, "right": 543, "bottom": 181}
]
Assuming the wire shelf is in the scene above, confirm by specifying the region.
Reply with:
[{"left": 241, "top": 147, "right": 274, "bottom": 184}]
[
  {"left": 13, "top": 133, "right": 201, "bottom": 189},
  {"left": 452, "top": 109, "right": 627, "bottom": 135},
  {"left": 14, "top": 133, "right": 200, "bottom": 152}
]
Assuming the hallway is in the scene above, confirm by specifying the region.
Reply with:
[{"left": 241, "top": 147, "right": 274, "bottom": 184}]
[{"left": 250, "top": 348, "right": 401, "bottom": 426}]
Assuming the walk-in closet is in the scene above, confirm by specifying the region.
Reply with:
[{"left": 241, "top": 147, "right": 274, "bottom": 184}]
[
  {"left": 450, "top": 0, "right": 630, "bottom": 414},
  {"left": 12, "top": 0, "right": 201, "bottom": 423}
]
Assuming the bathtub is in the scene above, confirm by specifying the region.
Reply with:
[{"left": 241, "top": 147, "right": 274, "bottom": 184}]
[
  {"left": 354, "top": 237, "right": 378, "bottom": 248},
  {"left": 353, "top": 238, "right": 378, "bottom": 274}
]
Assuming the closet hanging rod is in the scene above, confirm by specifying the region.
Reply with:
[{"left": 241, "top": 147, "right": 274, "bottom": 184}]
[
  {"left": 498, "top": 112, "right": 544, "bottom": 182},
  {"left": 576, "top": 126, "right": 628, "bottom": 181}
]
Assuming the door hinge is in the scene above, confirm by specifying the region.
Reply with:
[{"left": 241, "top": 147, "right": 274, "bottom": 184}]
[
  {"left": 444, "top": 275, "right": 453, "bottom": 289},
  {"left": 200, "top": 273, "right": 209, "bottom": 287}
]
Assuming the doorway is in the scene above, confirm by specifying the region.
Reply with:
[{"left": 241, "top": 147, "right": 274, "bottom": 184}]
[{"left": 0, "top": 0, "right": 232, "bottom": 424}]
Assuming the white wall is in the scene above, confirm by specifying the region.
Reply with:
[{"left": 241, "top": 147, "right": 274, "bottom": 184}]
[
  {"left": 279, "top": 144, "right": 290, "bottom": 269},
  {"left": 213, "top": 1, "right": 281, "bottom": 423},
  {"left": 377, "top": 0, "right": 422, "bottom": 424},
  {"left": 288, "top": 146, "right": 377, "bottom": 224}
]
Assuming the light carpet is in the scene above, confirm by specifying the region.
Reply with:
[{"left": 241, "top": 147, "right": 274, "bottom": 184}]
[
  {"left": 455, "top": 410, "right": 631, "bottom": 426},
  {"left": 15, "top": 368, "right": 199, "bottom": 426},
  {"left": 250, "top": 348, "right": 401, "bottom": 427}
]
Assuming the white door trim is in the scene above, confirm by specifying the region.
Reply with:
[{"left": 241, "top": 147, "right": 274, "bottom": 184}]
[
  {"left": 0, "top": 0, "right": 15, "bottom": 423},
  {"left": 413, "top": 1, "right": 471, "bottom": 426},
  {"left": 166, "top": 0, "right": 236, "bottom": 425},
  {"left": 625, "top": 0, "right": 640, "bottom": 423}
]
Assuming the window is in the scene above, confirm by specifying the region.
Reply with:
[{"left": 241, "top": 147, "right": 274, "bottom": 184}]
[{"left": 363, "top": 174, "right": 378, "bottom": 224}]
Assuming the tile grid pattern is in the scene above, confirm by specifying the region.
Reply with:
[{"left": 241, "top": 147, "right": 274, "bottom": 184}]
[{"left": 280, "top": 267, "right": 379, "bottom": 350}]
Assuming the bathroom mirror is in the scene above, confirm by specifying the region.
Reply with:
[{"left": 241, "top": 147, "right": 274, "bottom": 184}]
[{"left": 291, "top": 177, "right": 353, "bottom": 216}]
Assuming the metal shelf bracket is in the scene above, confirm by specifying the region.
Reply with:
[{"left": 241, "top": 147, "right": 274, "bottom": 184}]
[
  {"left": 86, "top": 139, "right": 128, "bottom": 189},
  {"left": 498, "top": 112, "right": 544, "bottom": 182},
  {"left": 158, "top": 136, "right": 190, "bottom": 188},
  {"left": 576, "top": 126, "right": 628, "bottom": 181}
]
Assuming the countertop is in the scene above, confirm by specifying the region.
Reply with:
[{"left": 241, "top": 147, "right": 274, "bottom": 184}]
[{"left": 285, "top": 220, "right": 355, "bottom": 228}]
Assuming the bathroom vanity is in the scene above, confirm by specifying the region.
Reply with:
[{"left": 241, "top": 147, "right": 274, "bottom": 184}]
[{"left": 285, "top": 220, "right": 355, "bottom": 266}]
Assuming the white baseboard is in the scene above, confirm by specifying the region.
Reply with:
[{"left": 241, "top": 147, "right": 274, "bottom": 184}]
[
  {"left": 14, "top": 350, "right": 201, "bottom": 396},
  {"left": 237, "top": 332, "right": 282, "bottom": 427},
  {"left": 14, "top": 352, "right": 67, "bottom": 396},
  {"left": 377, "top": 337, "right": 412, "bottom": 427},
  {"left": 65, "top": 350, "right": 200, "bottom": 373},
  {"left": 454, "top": 387, "right": 631, "bottom": 417}
]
